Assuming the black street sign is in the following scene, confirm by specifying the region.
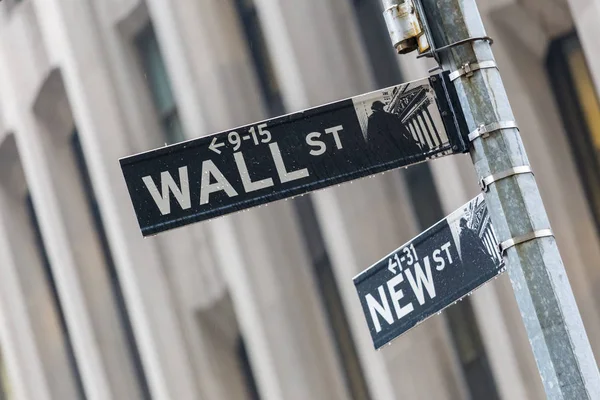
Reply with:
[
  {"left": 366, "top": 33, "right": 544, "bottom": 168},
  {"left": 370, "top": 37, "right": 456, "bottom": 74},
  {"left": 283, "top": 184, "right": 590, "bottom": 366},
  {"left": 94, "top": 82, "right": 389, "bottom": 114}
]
[
  {"left": 121, "top": 72, "right": 467, "bottom": 236},
  {"left": 354, "top": 194, "right": 505, "bottom": 349}
]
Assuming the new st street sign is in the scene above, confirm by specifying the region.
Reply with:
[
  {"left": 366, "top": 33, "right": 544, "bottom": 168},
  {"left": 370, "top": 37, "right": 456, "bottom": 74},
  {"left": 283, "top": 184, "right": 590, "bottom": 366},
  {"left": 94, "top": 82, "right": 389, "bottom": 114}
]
[
  {"left": 354, "top": 194, "right": 505, "bottom": 349},
  {"left": 121, "top": 72, "right": 467, "bottom": 236}
]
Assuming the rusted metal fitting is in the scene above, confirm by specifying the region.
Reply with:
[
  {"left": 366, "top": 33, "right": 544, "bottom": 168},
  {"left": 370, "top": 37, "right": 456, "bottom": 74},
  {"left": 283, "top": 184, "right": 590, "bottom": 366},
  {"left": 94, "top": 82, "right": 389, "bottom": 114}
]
[{"left": 382, "top": 0, "right": 430, "bottom": 54}]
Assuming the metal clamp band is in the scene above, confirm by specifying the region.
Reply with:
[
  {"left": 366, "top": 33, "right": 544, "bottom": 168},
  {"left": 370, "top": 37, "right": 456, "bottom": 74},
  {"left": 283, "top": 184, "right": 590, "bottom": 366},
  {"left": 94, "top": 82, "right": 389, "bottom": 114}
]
[
  {"left": 479, "top": 165, "right": 533, "bottom": 192},
  {"left": 468, "top": 120, "right": 518, "bottom": 142},
  {"left": 499, "top": 229, "right": 554, "bottom": 256},
  {"left": 418, "top": 36, "right": 494, "bottom": 59},
  {"left": 449, "top": 60, "right": 498, "bottom": 81}
]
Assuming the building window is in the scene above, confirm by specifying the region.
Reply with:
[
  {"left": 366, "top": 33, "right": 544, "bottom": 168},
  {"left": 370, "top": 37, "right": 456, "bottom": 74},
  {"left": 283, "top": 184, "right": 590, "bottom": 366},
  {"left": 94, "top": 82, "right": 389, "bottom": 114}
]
[
  {"left": 25, "top": 195, "right": 87, "bottom": 400},
  {"left": 71, "top": 132, "right": 152, "bottom": 400},
  {"left": 547, "top": 32, "right": 600, "bottom": 235},
  {"left": 135, "top": 24, "right": 185, "bottom": 145},
  {"left": 351, "top": 1, "right": 499, "bottom": 398},
  {"left": 234, "top": 1, "right": 371, "bottom": 398},
  {"left": 233, "top": 0, "right": 285, "bottom": 117}
]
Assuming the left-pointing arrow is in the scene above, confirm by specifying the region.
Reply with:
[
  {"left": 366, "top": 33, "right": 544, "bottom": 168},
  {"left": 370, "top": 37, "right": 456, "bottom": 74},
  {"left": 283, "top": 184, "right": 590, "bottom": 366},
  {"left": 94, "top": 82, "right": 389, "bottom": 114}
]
[
  {"left": 209, "top": 137, "right": 225, "bottom": 154},
  {"left": 388, "top": 258, "right": 398, "bottom": 274}
]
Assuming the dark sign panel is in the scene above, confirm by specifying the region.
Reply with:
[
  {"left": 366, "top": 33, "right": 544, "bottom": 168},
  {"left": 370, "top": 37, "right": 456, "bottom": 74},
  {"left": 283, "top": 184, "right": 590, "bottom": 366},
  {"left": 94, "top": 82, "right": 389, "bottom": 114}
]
[
  {"left": 121, "top": 73, "right": 466, "bottom": 236},
  {"left": 354, "top": 194, "right": 505, "bottom": 349}
]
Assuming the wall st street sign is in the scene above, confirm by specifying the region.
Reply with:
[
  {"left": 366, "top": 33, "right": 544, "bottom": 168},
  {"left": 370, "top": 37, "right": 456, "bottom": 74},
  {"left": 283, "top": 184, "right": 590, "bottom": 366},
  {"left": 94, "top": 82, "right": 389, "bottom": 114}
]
[
  {"left": 354, "top": 194, "right": 505, "bottom": 349},
  {"left": 121, "top": 72, "right": 467, "bottom": 236}
]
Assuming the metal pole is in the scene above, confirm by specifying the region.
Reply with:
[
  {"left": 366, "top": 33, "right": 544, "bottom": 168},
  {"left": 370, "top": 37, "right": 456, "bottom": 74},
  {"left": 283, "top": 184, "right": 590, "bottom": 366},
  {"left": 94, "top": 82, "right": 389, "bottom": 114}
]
[{"left": 382, "top": 0, "right": 600, "bottom": 398}]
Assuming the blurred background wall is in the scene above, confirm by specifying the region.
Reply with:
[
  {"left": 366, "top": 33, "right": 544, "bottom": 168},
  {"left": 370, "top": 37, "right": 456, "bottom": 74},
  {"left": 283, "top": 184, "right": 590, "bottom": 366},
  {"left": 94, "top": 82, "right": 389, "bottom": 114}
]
[{"left": 0, "top": 0, "right": 598, "bottom": 399}]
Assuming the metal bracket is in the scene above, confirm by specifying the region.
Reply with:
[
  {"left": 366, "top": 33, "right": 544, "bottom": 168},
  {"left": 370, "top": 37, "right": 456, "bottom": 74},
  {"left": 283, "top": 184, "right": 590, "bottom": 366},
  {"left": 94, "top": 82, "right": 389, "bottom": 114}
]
[
  {"left": 419, "top": 36, "right": 494, "bottom": 59},
  {"left": 479, "top": 165, "right": 533, "bottom": 192},
  {"left": 468, "top": 120, "right": 518, "bottom": 142},
  {"left": 449, "top": 60, "right": 498, "bottom": 81},
  {"left": 499, "top": 229, "right": 554, "bottom": 256}
]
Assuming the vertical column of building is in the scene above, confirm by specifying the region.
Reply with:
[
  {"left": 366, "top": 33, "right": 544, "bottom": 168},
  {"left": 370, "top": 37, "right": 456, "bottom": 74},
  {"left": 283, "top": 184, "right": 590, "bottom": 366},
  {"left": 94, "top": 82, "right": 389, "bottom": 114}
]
[
  {"left": 91, "top": 2, "right": 251, "bottom": 398},
  {"left": 566, "top": 0, "right": 600, "bottom": 92},
  {"left": 29, "top": 0, "right": 207, "bottom": 399},
  {"left": 0, "top": 179, "right": 50, "bottom": 400},
  {"left": 250, "top": 0, "right": 468, "bottom": 398},
  {"left": 430, "top": 157, "right": 544, "bottom": 400},
  {"left": 421, "top": 2, "right": 600, "bottom": 398},
  {"left": 492, "top": 0, "right": 600, "bottom": 365},
  {"left": 0, "top": 135, "right": 82, "bottom": 400},
  {"left": 143, "top": 1, "right": 352, "bottom": 399},
  {"left": 397, "top": 44, "right": 542, "bottom": 400},
  {"left": 0, "top": 74, "right": 125, "bottom": 399},
  {"left": 0, "top": 5, "right": 152, "bottom": 399},
  {"left": 559, "top": 0, "right": 600, "bottom": 313},
  {"left": 558, "top": 4, "right": 600, "bottom": 292}
]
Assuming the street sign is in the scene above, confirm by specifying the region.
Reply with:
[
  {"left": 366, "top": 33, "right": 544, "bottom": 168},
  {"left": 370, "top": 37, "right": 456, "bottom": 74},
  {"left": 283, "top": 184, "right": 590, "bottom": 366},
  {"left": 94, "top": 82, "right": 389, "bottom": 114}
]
[
  {"left": 121, "top": 72, "right": 467, "bottom": 236},
  {"left": 353, "top": 194, "right": 505, "bottom": 349}
]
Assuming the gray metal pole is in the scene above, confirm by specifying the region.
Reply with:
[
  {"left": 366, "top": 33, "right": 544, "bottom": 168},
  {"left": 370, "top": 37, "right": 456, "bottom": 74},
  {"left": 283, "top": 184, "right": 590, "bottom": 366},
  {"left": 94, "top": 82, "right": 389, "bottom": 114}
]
[{"left": 382, "top": 0, "right": 600, "bottom": 398}]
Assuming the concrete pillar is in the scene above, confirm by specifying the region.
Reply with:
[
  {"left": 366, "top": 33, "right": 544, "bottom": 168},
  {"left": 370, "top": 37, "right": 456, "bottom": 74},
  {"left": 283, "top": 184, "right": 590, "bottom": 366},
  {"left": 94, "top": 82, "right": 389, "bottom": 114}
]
[
  {"left": 138, "top": 0, "right": 352, "bottom": 399},
  {"left": 90, "top": 2, "right": 247, "bottom": 398},
  {"left": 0, "top": 78, "right": 140, "bottom": 400},
  {"left": 0, "top": 8, "right": 149, "bottom": 397},
  {"left": 566, "top": 0, "right": 600, "bottom": 94},
  {"left": 29, "top": 0, "right": 209, "bottom": 398},
  {"left": 209, "top": 205, "right": 351, "bottom": 400},
  {"left": 251, "top": 0, "right": 468, "bottom": 398},
  {"left": 486, "top": 0, "right": 600, "bottom": 357},
  {"left": 429, "top": 156, "right": 545, "bottom": 400},
  {"left": 397, "top": 40, "right": 543, "bottom": 400},
  {"left": 0, "top": 135, "right": 81, "bottom": 400},
  {"left": 402, "top": 2, "right": 600, "bottom": 398}
]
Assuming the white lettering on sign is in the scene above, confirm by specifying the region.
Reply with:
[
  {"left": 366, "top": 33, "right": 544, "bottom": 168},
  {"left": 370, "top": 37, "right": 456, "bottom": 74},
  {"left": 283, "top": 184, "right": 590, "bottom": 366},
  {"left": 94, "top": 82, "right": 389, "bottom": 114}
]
[
  {"left": 387, "top": 274, "right": 414, "bottom": 321},
  {"left": 325, "top": 125, "right": 344, "bottom": 150},
  {"left": 142, "top": 167, "right": 191, "bottom": 215},
  {"left": 306, "top": 132, "right": 327, "bottom": 156},
  {"left": 234, "top": 152, "right": 274, "bottom": 193},
  {"left": 144, "top": 125, "right": 346, "bottom": 214},
  {"left": 366, "top": 274, "right": 415, "bottom": 334},
  {"left": 200, "top": 160, "right": 238, "bottom": 205},
  {"left": 366, "top": 286, "right": 394, "bottom": 333},
  {"left": 212, "top": 123, "right": 273, "bottom": 154},
  {"left": 441, "top": 242, "right": 453, "bottom": 264},
  {"left": 365, "top": 241, "right": 455, "bottom": 332},
  {"left": 434, "top": 242, "right": 453, "bottom": 271},
  {"left": 270, "top": 142, "right": 310, "bottom": 183},
  {"left": 306, "top": 125, "right": 345, "bottom": 157},
  {"left": 405, "top": 257, "right": 436, "bottom": 306},
  {"left": 209, "top": 137, "right": 225, "bottom": 154}
]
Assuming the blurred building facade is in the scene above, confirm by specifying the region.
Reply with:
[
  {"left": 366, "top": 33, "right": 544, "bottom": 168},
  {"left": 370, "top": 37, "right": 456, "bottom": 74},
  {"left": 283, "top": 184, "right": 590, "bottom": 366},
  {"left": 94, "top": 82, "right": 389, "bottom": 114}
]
[{"left": 0, "top": 0, "right": 598, "bottom": 399}]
